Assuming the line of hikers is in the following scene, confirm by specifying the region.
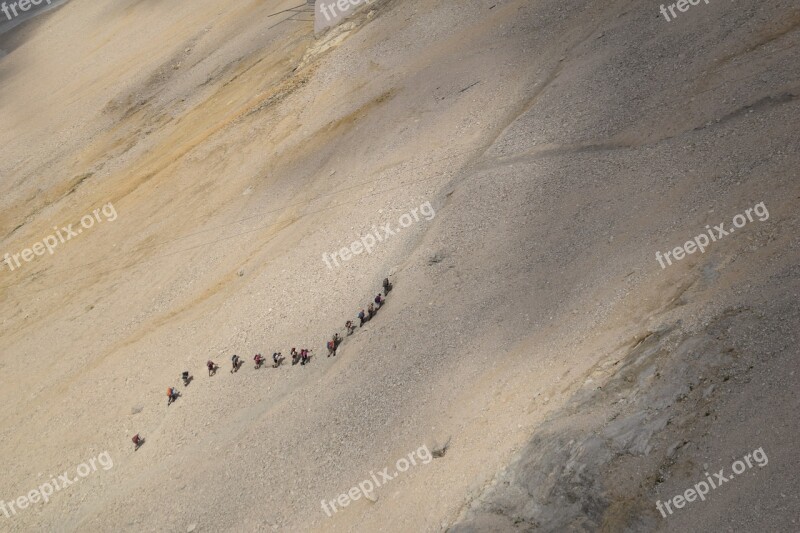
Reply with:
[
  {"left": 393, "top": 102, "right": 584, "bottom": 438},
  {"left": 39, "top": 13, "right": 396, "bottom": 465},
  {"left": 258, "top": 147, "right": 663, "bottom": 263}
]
[{"left": 134, "top": 278, "right": 393, "bottom": 450}]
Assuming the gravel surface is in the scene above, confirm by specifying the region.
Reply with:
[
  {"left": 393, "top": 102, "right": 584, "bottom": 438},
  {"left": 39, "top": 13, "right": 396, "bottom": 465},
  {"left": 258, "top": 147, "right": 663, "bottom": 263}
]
[{"left": 0, "top": 0, "right": 797, "bottom": 531}]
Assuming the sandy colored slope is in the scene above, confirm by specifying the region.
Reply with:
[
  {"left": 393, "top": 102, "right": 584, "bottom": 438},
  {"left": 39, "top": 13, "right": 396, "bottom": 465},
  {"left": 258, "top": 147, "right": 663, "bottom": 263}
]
[{"left": 0, "top": 0, "right": 798, "bottom": 532}]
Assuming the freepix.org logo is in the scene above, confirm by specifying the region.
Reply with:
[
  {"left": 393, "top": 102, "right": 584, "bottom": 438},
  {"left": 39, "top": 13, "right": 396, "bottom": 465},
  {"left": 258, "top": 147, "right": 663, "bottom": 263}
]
[
  {"left": 322, "top": 201, "right": 435, "bottom": 269},
  {"left": 1, "top": 451, "right": 113, "bottom": 520},
  {"left": 314, "top": 0, "right": 375, "bottom": 33},
  {"left": 2, "top": 202, "right": 117, "bottom": 273},
  {"left": 1, "top": 0, "right": 53, "bottom": 22}
]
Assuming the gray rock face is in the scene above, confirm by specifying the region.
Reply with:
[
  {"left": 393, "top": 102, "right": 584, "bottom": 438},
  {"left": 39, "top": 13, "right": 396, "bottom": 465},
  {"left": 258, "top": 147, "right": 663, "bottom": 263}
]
[{"left": 451, "top": 296, "right": 800, "bottom": 531}]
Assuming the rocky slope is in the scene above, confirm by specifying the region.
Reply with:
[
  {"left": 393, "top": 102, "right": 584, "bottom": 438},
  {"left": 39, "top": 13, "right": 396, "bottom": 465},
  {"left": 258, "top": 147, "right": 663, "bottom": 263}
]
[{"left": 0, "top": 0, "right": 797, "bottom": 531}]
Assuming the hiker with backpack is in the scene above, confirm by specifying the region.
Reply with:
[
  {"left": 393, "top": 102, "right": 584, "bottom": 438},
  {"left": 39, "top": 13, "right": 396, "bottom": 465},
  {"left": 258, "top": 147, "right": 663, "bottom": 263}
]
[
  {"left": 291, "top": 348, "right": 300, "bottom": 365},
  {"left": 231, "top": 354, "right": 241, "bottom": 373},
  {"left": 207, "top": 360, "right": 218, "bottom": 376},
  {"left": 167, "top": 387, "right": 179, "bottom": 406},
  {"left": 358, "top": 309, "right": 366, "bottom": 326},
  {"left": 374, "top": 294, "right": 385, "bottom": 308},
  {"left": 254, "top": 354, "right": 265, "bottom": 369},
  {"left": 132, "top": 434, "right": 144, "bottom": 451},
  {"left": 301, "top": 349, "right": 311, "bottom": 365},
  {"left": 383, "top": 277, "right": 392, "bottom": 295},
  {"left": 327, "top": 334, "right": 341, "bottom": 357},
  {"left": 367, "top": 303, "right": 376, "bottom": 320},
  {"left": 345, "top": 320, "right": 356, "bottom": 335}
]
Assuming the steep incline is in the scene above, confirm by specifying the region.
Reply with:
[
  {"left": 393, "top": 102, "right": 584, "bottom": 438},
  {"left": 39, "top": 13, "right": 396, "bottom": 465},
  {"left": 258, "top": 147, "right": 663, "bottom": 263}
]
[{"left": 0, "top": 0, "right": 797, "bottom": 532}]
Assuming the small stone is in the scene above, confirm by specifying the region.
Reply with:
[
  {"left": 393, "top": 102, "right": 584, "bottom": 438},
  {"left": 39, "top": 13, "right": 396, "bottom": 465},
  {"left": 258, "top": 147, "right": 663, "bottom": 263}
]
[{"left": 187, "top": 524, "right": 196, "bottom": 532}]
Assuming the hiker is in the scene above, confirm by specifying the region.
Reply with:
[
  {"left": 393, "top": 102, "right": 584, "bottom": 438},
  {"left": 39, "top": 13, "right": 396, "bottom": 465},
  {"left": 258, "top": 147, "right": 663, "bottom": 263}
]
[
  {"left": 181, "top": 371, "right": 192, "bottom": 386},
  {"left": 358, "top": 309, "right": 366, "bottom": 326},
  {"left": 291, "top": 348, "right": 300, "bottom": 365},
  {"left": 333, "top": 333, "right": 342, "bottom": 347},
  {"left": 254, "top": 354, "right": 265, "bottom": 369},
  {"left": 273, "top": 352, "right": 283, "bottom": 368},
  {"left": 132, "top": 434, "right": 144, "bottom": 451},
  {"left": 231, "top": 354, "right": 241, "bottom": 373},
  {"left": 383, "top": 277, "right": 392, "bottom": 295},
  {"left": 367, "top": 303, "right": 375, "bottom": 320},
  {"left": 207, "top": 360, "right": 218, "bottom": 376},
  {"left": 167, "top": 387, "right": 179, "bottom": 406},
  {"left": 374, "top": 294, "right": 385, "bottom": 308},
  {"left": 345, "top": 320, "right": 356, "bottom": 335},
  {"left": 301, "top": 349, "right": 310, "bottom": 366}
]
